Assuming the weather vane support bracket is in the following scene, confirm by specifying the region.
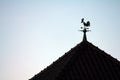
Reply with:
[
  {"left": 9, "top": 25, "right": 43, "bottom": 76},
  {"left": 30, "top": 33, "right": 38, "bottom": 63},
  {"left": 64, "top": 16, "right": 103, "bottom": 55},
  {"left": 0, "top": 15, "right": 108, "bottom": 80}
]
[{"left": 80, "top": 18, "right": 90, "bottom": 41}]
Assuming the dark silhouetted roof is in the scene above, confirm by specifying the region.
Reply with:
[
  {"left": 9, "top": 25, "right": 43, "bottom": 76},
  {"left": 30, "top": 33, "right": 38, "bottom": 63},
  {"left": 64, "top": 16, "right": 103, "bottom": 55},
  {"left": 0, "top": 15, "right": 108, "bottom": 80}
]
[
  {"left": 30, "top": 40, "right": 120, "bottom": 80},
  {"left": 30, "top": 22, "right": 120, "bottom": 80}
]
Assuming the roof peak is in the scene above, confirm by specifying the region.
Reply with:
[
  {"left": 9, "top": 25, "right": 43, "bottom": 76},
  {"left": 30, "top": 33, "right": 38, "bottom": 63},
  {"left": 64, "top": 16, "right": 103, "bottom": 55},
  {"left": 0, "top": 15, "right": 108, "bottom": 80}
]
[{"left": 80, "top": 18, "right": 90, "bottom": 42}]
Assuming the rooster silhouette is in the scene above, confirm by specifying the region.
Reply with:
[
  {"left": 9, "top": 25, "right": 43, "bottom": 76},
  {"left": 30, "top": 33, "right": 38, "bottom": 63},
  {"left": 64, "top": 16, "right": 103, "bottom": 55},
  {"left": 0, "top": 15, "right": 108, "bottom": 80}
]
[{"left": 81, "top": 18, "right": 90, "bottom": 27}]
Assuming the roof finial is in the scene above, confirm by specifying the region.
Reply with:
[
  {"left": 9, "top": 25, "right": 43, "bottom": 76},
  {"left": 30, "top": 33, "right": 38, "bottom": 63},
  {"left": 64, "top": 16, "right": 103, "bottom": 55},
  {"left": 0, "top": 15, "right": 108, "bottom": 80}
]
[{"left": 80, "top": 18, "right": 90, "bottom": 41}]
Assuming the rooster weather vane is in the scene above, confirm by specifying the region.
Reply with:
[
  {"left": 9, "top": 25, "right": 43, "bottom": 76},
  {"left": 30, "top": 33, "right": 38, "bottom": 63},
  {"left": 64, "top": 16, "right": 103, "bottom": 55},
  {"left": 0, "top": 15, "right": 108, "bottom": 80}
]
[
  {"left": 80, "top": 18, "right": 90, "bottom": 33},
  {"left": 79, "top": 18, "right": 91, "bottom": 41}
]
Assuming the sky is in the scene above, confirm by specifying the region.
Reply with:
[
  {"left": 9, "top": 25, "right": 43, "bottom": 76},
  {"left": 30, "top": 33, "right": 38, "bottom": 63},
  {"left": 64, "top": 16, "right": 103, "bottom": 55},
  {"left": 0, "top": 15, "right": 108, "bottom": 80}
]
[{"left": 0, "top": 0, "right": 120, "bottom": 80}]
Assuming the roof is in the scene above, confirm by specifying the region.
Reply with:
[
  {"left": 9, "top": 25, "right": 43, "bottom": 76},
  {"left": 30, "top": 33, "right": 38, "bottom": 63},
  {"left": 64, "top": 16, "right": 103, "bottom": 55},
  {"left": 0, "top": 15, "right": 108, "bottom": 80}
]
[
  {"left": 30, "top": 20, "right": 120, "bottom": 80},
  {"left": 29, "top": 40, "right": 120, "bottom": 80}
]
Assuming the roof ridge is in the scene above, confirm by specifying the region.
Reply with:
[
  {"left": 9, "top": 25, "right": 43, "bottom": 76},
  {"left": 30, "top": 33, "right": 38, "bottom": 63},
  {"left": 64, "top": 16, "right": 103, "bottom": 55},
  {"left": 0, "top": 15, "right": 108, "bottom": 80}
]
[
  {"left": 55, "top": 41, "right": 88, "bottom": 79},
  {"left": 55, "top": 41, "right": 120, "bottom": 79},
  {"left": 87, "top": 42, "right": 120, "bottom": 66},
  {"left": 30, "top": 41, "right": 120, "bottom": 80}
]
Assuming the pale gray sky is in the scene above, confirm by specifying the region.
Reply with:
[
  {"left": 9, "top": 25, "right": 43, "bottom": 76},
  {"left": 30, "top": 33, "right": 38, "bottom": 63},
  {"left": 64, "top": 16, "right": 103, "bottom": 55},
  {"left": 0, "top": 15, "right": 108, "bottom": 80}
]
[{"left": 0, "top": 0, "right": 120, "bottom": 80}]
